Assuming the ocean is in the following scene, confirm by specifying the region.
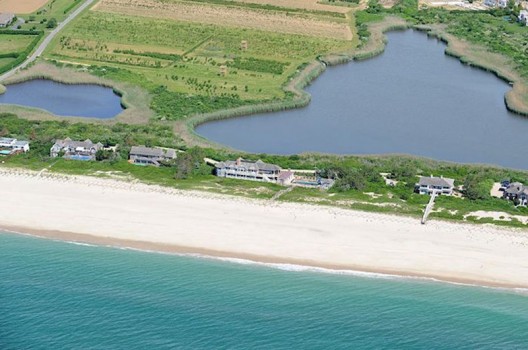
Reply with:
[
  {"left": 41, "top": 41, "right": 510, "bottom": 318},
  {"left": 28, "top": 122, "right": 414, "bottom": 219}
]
[{"left": 2, "top": 231, "right": 528, "bottom": 349}]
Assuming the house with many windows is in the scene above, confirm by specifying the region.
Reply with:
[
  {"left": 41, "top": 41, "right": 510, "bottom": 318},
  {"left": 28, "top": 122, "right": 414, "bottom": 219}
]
[
  {"left": 129, "top": 146, "right": 177, "bottom": 166},
  {"left": 415, "top": 175, "right": 455, "bottom": 196},
  {"left": 0, "top": 137, "right": 30, "bottom": 155},
  {"left": 503, "top": 182, "right": 528, "bottom": 206},
  {"left": 50, "top": 138, "right": 103, "bottom": 161},
  {"left": 215, "top": 158, "right": 282, "bottom": 183}
]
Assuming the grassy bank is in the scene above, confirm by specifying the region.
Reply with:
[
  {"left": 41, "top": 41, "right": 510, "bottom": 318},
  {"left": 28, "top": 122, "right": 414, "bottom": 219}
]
[{"left": 1, "top": 62, "right": 152, "bottom": 123}]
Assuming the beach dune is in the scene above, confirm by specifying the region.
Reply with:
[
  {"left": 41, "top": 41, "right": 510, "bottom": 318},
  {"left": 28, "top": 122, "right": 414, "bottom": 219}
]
[{"left": 1, "top": 169, "right": 528, "bottom": 289}]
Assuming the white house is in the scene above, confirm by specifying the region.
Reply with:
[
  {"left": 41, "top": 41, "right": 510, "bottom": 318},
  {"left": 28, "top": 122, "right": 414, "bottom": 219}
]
[
  {"left": 215, "top": 158, "right": 282, "bottom": 183},
  {"left": 484, "top": 0, "right": 507, "bottom": 7},
  {"left": 12, "top": 140, "right": 30, "bottom": 152},
  {"left": 415, "top": 175, "right": 455, "bottom": 196},
  {"left": 0, "top": 137, "right": 16, "bottom": 148},
  {"left": 0, "top": 137, "right": 30, "bottom": 154},
  {"left": 519, "top": 10, "right": 528, "bottom": 25}
]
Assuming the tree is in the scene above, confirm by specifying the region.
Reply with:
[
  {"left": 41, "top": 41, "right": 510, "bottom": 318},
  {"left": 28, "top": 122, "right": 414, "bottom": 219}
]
[
  {"left": 47, "top": 18, "right": 57, "bottom": 29},
  {"left": 463, "top": 174, "right": 490, "bottom": 201}
]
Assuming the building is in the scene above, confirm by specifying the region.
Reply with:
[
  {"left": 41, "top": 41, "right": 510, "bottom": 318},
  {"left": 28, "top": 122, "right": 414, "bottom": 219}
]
[
  {"left": 0, "top": 137, "right": 30, "bottom": 155},
  {"left": 415, "top": 175, "right": 455, "bottom": 195},
  {"left": 484, "top": 0, "right": 507, "bottom": 6},
  {"left": 519, "top": 10, "right": 528, "bottom": 25},
  {"left": 0, "top": 13, "right": 14, "bottom": 28},
  {"left": 12, "top": 140, "right": 30, "bottom": 153},
  {"left": 0, "top": 137, "right": 16, "bottom": 148},
  {"left": 50, "top": 138, "right": 103, "bottom": 161},
  {"left": 129, "top": 146, "right": 177, "bottom": 166},
  {"left": 503, "top": 182, "right": 528, "bottom": 205},
  {"left": 215, "top": 158, "right": 282, "bottom": 183},
  {"left": 278, "top": 170, "right": 294, "bottom": 186}
]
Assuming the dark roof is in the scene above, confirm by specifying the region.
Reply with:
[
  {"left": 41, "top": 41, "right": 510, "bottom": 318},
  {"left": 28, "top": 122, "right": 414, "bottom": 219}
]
[
  {"left": 505, "top": 182, "right": 524, "bottom": 195},
  {"left": 417, "top": 176, "right": 455, "bottom": 188}
]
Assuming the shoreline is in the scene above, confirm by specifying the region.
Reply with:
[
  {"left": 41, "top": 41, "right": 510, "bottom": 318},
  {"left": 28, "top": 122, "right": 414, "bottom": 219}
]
[
  {"left": 2, "top": 225, "right": 528, "bottom": 292},
  {"left": 2, "top": 169, "right": 528, "bottom": 290}
]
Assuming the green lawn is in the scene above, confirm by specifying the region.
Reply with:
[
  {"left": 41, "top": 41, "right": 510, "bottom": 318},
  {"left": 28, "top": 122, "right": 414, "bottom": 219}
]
[{"left": 0, "top": 34, "right": 35, "bottom": 52}]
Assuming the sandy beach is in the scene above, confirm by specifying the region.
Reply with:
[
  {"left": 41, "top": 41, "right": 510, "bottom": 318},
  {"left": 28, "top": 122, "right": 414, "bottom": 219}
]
[{"left": 1, "top": 168, "right": 528, "bottom": 289}]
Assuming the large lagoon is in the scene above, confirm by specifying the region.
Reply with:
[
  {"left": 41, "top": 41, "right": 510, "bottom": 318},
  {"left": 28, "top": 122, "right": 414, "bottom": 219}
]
[
  {"left": 0, "top": 79, "right": 123, "bottom": 118},
  {"left": 197, "top": 30, "right": 528, "bottom": 169}
]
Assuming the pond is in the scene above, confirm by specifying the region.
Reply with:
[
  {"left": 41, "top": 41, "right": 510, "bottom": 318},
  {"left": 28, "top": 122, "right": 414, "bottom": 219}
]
[
  {"left": 196, "top": 30, "right": 528, "bottom": 170},
  {"left": 0, "top": 79, "right": 123, "bottom": 119}
]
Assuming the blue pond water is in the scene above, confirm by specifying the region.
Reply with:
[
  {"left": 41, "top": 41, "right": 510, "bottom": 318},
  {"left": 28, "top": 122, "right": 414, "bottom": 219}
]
[
  {"left": 197, "top": 30, "right": 528, "bottom": 169},
  {"left": 0, "top": 79, "right": 123, "bottom": 118},
  {"left": 2, "top": 232, "right": 528, "bottom": 349}
]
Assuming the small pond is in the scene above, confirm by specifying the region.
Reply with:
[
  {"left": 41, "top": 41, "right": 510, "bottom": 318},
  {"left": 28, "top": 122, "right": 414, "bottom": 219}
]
[
  {"left": 196, "top": 30, "right": 528, "bottom": 170},
  {"left": 0, "top": 79, "right": 123, "bottom": 119}
]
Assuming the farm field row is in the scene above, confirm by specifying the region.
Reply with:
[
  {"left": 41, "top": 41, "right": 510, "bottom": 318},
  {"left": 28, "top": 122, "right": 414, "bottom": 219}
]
[
  {"left": 46, "top": 9, "right": 353, "bottom": 115},
  {"left": 92, "top": 0, "right": 352, "bottom": 40}
]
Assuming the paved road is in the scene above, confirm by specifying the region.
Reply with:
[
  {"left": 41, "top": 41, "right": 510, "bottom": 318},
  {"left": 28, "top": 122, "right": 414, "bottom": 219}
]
[{"left": 0, "top": 0, "right": 96, "bottom": 82}]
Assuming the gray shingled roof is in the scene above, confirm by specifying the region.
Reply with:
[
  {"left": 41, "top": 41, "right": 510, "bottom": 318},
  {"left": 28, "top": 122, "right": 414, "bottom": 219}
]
[
  {"left": 215, "top": 158, "right": 281, "bottom": 172},
  {"left": 0, "top": 13, "right": 14, "bottom": 25},
  {"left": 505, "top": 182, "right": 524, "bottom": 195},
  {"left": 130, "top": 146, "right": 164, "bottom": 158},
  {"left": 54, "top": 139, "right": 102, "bottom": 149},
  {"left": 417, "top": 176, "right": 454, "bottom": 188}
]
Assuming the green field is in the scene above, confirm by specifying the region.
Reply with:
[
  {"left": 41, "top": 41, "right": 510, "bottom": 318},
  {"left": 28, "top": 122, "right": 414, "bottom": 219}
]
[
  {"left": 45, "top": 9, "right": 353, "bottom": 119},
  {"left": 0, "top": 34, "right": 35, "bottom": 52},
  {"left": 0, "top": 31, "right": 43, "bottom": 75}
]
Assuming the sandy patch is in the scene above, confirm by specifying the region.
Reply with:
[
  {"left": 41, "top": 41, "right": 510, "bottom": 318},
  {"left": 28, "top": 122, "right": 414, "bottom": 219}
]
[
  {"left": 0, "top": 0, "right": 49, "bottom": 14},
  {"left": 230, "top": 0, "right": 351, "bottom": 13},
  {"left": 464, "top": 211, "right": 528, "bottom": 225},
  {"left": 93, "top": 0, "right": 352, "bottom": 40},
  {"left": 2, "top": 167, "right": 528, "bottom": 288}
]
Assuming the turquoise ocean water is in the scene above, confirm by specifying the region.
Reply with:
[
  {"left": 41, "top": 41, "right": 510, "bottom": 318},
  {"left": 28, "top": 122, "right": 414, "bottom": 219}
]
[{"left": 2, "top": 231, "right": 528, "bottom": 349}]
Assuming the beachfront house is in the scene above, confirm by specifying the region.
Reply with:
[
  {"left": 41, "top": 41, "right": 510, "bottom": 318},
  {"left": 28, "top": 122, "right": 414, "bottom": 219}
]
[
  {"left": 0, "top": 137, "right": 30, "bottom": 155},
  {"left": 484, "top": 0, "right": 508, "bottom": 6},
  {"left": 503, "top": 182, "right": 528, "bottom": 206},
  {"left": 215, "top": 158, "right": 282, "bottom": 183},
  {"left": 0, "top": 137, "right": 16, "bottom": 148},
  {"left": 0, "top": 13, "right": 14, "bottom": 28},
  {"left": 415, "top": 175, "right": 455, "bottom": 196},
  {"left": 50, "top": 138, "right": 103, "bottom": 161},
  {"left": 519, "top": 10, "right": 528, "bottom": 25},
  {"left": 129, "top": 146, "right": 177, "bottom": 166}
]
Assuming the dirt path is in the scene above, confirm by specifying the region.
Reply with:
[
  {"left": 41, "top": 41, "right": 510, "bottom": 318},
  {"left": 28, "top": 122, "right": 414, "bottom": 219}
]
[{"left": 0, "top": 0, "right": 96, "bottom": 83}]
